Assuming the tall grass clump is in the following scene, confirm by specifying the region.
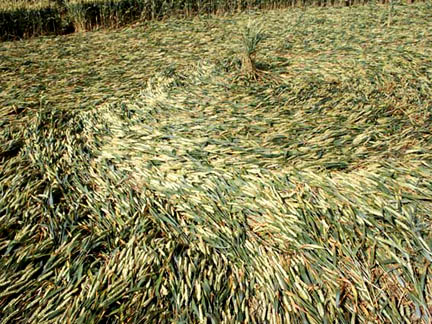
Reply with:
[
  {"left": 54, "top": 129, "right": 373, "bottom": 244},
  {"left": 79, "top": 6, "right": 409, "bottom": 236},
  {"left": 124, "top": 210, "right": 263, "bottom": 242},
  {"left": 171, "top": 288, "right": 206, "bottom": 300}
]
[
  {"left": 387, "top": 0, "right": 395, "bottom": 26},
  {"left": 64, "top": 1, "right": 88, "bottom": 31},
  {"left": 240, "top": 21, "right": 265, "bottom": 78}
]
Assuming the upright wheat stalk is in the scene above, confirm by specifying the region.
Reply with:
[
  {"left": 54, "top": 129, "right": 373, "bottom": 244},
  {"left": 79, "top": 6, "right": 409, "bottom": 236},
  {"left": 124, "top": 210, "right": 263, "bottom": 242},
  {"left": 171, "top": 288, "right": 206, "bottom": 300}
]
[
  {"left": 240, "top": 21, "right": 265, "bottom": 78},
  {"left": 387, "top": 0, "right": 394, "bottom": 27}
]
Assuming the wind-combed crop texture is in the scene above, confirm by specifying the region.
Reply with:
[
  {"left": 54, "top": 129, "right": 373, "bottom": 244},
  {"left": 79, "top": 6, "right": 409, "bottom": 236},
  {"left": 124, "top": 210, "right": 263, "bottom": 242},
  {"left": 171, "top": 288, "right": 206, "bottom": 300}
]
[{"left": 1, "top": 3, "right": 432, "bottom": 323}]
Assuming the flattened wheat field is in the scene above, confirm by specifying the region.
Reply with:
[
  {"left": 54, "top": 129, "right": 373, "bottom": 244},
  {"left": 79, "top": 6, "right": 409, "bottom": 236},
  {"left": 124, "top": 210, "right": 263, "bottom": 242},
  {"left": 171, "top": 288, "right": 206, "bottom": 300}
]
[{"left": 1, "top": 2, "right": 432, "bottom": 323}]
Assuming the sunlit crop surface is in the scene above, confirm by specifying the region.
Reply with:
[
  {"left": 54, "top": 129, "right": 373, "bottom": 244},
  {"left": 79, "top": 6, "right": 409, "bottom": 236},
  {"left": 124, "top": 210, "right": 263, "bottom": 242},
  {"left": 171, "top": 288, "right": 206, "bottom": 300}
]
[{"left": 1, "top": 3, "right": 432, "bottom": 323}]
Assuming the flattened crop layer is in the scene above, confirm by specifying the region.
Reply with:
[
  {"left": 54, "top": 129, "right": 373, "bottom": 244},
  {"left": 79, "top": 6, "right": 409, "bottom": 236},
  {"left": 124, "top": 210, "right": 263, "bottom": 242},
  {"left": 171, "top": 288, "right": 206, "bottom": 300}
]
[{"left": 1, "top": 4, "right": 432, "bottom": 323}]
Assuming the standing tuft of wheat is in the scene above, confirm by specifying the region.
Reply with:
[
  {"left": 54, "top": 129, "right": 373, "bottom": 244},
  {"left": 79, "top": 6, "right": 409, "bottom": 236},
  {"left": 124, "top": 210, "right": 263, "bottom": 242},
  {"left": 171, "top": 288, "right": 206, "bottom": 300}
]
[{"left": 240, "top": 21, "right": 265, "bottom": 78}]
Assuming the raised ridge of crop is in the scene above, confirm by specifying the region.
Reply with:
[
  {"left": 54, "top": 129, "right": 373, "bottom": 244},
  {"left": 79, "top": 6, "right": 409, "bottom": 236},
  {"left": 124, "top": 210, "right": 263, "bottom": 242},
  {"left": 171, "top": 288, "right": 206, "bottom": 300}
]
[{"left": 1, "top": 3, "right": 432, "bottom": 323}]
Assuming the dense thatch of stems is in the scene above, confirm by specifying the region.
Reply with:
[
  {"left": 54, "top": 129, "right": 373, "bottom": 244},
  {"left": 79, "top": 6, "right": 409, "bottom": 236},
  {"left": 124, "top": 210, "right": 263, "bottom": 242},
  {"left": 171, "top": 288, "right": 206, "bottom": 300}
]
[{"left": 1, "top": 3, "right": 432, "bottom": 323}]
